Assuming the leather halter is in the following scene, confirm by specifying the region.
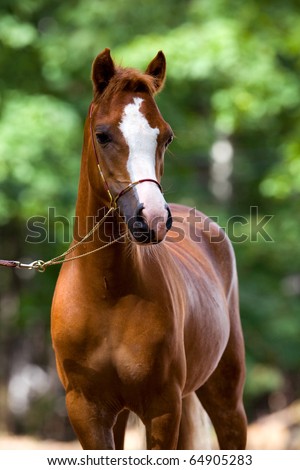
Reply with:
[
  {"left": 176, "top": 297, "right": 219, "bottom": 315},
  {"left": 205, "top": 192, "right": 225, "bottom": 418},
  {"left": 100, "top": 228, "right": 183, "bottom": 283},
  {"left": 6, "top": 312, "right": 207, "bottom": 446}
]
[{"left": 89, "top": 103, "right": 163, "bottom": 209}]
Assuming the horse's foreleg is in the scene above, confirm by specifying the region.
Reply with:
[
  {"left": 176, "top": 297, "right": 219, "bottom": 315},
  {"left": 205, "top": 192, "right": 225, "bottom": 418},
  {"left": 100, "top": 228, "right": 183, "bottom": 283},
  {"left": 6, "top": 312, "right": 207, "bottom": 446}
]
[
  {"left": 66, "top": 389, "right": 116, "bottom": 449},
  {"left": 144, "top": 396, "right": 181, "bottom": 450}
]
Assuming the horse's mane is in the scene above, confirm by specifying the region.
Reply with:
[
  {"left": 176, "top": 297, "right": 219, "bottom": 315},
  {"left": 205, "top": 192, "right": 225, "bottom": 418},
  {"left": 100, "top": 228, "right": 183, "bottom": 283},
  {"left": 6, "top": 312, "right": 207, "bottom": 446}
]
[{"left": 95, "top": 67, "right": 158, "bottom": 102}]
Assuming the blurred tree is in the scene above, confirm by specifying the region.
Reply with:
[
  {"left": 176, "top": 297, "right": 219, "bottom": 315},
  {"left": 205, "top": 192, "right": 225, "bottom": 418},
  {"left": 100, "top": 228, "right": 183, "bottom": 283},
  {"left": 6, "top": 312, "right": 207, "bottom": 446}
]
[{"left": 0, "top": 0, "right": 300, "bottom": 439}]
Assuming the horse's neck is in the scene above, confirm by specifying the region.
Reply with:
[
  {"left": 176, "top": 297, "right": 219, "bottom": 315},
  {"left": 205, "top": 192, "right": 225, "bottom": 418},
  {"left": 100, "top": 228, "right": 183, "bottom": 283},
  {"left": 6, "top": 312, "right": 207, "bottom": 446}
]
[
  {"left": 74, "top": 134, "right": 111, "bottom": 235},
  {"left": 72, "top": 148, "right": 133, "bottom": 289},
  {"left": 73, "top": 145, "right": 175, "bottom": 298}
]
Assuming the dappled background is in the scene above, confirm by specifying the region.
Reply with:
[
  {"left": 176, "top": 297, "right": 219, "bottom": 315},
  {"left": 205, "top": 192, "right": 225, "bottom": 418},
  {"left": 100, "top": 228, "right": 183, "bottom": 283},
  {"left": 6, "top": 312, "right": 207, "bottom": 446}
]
[{"left": 1, "top": 0, "right": 300, "bottom": 449}]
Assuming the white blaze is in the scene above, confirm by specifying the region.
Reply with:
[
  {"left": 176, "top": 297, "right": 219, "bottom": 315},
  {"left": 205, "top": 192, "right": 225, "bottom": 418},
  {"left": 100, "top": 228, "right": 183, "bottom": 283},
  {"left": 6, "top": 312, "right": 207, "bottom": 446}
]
[{"left": 118, "top": 97, "right": 166, "bottom": 211}]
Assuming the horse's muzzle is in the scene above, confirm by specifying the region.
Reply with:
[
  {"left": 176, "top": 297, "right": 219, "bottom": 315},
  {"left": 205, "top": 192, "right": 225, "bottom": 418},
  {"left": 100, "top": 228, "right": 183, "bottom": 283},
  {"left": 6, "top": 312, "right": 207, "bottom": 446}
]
[{"left": 128, "top": 203, "right": 172, "bottom": 244}]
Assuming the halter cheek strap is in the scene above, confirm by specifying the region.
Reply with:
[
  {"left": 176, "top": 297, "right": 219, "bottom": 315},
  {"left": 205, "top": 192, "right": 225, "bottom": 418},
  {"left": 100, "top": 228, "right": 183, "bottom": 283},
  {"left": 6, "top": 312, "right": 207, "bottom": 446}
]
[
  {"left": 89, "top": 103, "right": 163, "bottom": 209},
  {"left": 89, "top": 104, "right": 116, "bottom": 207}
]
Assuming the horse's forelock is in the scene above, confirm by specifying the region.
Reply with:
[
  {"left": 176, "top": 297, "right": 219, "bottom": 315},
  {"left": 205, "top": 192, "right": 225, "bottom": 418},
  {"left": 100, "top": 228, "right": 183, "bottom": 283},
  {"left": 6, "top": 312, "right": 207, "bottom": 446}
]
[{"left": 94, "top": 67, "right": 157, "bottom": 102}]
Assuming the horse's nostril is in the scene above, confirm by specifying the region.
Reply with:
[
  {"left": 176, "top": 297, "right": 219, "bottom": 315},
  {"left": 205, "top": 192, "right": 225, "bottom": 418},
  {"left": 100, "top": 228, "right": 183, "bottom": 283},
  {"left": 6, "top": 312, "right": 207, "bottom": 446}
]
[
  {"left": 133, "top": 203, "right": 148, "bottom": 231},
  {"left": 128, "top": 203, "right": 171, "bottom": 244},
  {"left": 166, "top": 205, "right": 172, "bottom": 231},
  {"left": 128, "top": 202, "right": 150, "bottom": 242},
  {"left": 135, "top": 203, "right": 145, "bottom": 218}
]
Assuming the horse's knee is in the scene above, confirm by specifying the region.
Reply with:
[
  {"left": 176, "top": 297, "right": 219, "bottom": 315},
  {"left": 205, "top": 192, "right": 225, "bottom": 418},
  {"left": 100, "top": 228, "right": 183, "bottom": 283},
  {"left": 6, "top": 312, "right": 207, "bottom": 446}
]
[
  {"left": 145, "top": 412, "right": 181, "bottom": 450},
  {"left": 65, "top": 390, "right": 117, "bottom": 449},
  {"left": 143, "top": 395, "right": 182, "bottom": 450}
]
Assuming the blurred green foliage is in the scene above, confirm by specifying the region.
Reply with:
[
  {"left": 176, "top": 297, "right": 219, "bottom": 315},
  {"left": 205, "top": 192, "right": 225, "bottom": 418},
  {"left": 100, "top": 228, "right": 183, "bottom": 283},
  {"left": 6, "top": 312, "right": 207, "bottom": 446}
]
[{"left": 1, "top": 0, "right": 300, "bottom": 439}]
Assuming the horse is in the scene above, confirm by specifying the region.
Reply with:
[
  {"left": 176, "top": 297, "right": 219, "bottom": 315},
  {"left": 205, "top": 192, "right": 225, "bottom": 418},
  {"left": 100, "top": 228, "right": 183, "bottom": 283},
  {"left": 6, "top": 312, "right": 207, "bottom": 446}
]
[{"left": 51, "top": 48, "right": 247, "bottom": 450}]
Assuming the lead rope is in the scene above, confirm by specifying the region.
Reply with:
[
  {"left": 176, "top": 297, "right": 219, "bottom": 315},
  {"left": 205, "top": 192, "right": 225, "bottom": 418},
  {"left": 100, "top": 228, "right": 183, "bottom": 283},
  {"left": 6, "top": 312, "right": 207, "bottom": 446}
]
[
  {"left": 35, "top": 207, "right": 126, "bottom": 271},
  {"left": 0, "top": 207, "right": 126, "bottom": 273}
]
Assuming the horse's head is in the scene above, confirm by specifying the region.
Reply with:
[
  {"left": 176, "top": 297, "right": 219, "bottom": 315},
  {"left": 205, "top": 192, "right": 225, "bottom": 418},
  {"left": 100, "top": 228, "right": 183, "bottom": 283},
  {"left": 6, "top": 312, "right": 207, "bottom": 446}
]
[{"left": 88, "top": 48, "right": 173, "bottom": 244}]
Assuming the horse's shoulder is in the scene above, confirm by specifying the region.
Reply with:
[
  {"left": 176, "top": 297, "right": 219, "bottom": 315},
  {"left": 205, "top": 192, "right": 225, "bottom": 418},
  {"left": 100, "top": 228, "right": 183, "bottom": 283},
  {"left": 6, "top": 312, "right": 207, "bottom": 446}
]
[
  {"left": 169, "top": 202, "right": 231, "bottom": 248},
  {"left": 168, "top": 203, "right": 237, "bottom": 296}
]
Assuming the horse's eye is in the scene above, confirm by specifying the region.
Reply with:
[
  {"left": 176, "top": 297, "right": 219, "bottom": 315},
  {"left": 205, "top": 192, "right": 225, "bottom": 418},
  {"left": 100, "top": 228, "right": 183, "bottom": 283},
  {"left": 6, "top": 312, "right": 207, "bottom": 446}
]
[{"left": 96, "top": 132, "right": 112, "bottom": 146}]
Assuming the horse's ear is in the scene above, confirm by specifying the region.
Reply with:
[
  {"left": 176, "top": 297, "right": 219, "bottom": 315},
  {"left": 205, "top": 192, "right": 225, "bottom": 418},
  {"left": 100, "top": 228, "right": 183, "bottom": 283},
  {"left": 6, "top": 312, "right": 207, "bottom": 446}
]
[
  {"left": 145, "top": 51, "right": 166, "bottom": 93},
  {"left": 92, "top": 48, "right": 116, "bottom": 95}
]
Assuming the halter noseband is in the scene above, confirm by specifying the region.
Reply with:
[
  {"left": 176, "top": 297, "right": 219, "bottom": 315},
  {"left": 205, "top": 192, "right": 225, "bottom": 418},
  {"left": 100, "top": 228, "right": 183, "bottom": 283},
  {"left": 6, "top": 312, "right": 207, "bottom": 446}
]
[{"left": 89, "top": 103, "right": 162, "bottom": 209}]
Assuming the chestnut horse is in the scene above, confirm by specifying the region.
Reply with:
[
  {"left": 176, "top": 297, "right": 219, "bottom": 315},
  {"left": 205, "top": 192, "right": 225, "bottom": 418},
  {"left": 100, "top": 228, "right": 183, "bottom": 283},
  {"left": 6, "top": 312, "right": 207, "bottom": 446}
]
[{"left": 51, "top": 48, "right": 247, "bottom": 450}]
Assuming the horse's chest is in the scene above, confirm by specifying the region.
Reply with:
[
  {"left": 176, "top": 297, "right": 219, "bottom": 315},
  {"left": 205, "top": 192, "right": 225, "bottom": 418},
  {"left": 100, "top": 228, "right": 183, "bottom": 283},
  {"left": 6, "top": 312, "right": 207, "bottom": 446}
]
[
  {"left": 112, "top": 341, "right": 161, "bottom": 385},
  {"left": 89, "top": 297, "right": 178, "bottom": 386}
]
